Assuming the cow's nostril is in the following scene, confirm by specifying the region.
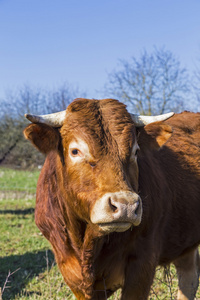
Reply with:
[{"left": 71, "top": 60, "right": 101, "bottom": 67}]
[
  {"left": 108, "top": 197, "right": 118, "bottom": 212},
  {"left": 134, "top": 201, "right": 140, "bottom": 216}
]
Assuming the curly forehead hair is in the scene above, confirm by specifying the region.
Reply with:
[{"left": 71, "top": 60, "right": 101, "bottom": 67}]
[{"left": 61, "top": 98, "right": 135, "bottom": 161}]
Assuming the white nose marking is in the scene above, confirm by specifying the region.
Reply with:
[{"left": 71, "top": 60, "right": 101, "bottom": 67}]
[{"left": 91, "top": 191, "right": 142, "bottom": 226}]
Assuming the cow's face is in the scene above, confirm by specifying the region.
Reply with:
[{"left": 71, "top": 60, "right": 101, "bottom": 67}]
[
  {"left": 59, "top": 99, "right": 142, "bottom": 233},
  {"left": 24, "top": 98, "right": 173, "bottom": 234}
]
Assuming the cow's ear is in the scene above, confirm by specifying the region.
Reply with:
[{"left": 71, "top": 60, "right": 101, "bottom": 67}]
[
  {"left": 138, "top": 122, "right": 173, "bottom": 151},
  {"left": 24, "top": 123, "right": 60, "bottom": 154}
]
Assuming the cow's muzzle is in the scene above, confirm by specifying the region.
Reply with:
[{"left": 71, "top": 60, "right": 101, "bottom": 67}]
[{"left": 91, "top": 191, "right": 142, "bottom": 233}]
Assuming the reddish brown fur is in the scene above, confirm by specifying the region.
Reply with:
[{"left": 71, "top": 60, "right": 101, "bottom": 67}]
[{"left": 24, "top": 100, "right": 200, "bottom": 299}]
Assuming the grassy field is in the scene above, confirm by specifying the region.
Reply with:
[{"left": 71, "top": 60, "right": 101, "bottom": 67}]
[
  {"left": 0, "top": 168, "right": 39, "bottom": 193},
  {"left": 0, "top": 167, "right": 72, "bottom": 300},
  {"left": 0, "top": 167, "right": 199, "bottom": 299}
]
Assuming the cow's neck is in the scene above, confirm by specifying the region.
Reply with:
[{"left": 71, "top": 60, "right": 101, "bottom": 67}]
[{"left": 64, "top": 207, "right": 104, "bottom": 298}]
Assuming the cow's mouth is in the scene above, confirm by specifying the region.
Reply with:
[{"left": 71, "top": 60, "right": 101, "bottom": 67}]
[{"left": 98, "top": 222, "right": 132, "bottom": 233}]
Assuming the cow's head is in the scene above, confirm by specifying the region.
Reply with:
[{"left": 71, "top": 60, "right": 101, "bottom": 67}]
[{"left": 24, "top": 98, "right": 173, "bottom": 234}]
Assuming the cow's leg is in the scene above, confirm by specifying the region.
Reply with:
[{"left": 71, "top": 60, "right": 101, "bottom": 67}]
[
  {"left": 173, "top": 247, "right": 200, "bottom": 300},
  {"left": 121, "top": 258, "right": 156, "bottom": 300}
]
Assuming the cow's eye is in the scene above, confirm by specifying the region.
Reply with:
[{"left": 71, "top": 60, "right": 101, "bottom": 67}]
[{"left": 71, "top": 149, "right": 79, "bottom": 156}]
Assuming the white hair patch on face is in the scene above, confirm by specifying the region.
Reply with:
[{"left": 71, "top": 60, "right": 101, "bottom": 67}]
[
  {"left": 68, "top": 138, "right": 92, "bottom": 164},
  {"left": 130, "top": 141, "right": 140, "bottom": 162}
]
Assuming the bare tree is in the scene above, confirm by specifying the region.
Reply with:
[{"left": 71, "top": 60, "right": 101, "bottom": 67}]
[
  {"left": 45, "top": 83, "right": 86, "bottom": 113},
  {"left": 1, "top": 82, "right": 85, "bottom": 117},
  {"left": 192, "top": 57, "right": 200, "bottom": 110},
  {"left": 0, "top": 83, "right": 85, "bottom": 167},
  {"left": 105, "top": 48, "right": 189, "bottom": 115}
]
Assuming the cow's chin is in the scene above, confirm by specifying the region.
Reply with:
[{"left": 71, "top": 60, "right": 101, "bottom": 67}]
[{"left": 98, "top": 222, "right": 132, "bottom": 233}]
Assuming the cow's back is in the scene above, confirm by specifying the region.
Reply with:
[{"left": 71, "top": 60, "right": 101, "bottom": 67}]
[{"left": 158, "top": 112, "right": 200, "bottom": 263}]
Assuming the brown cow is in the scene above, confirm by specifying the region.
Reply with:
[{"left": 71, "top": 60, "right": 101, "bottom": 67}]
[{"left": 24, "top": 98, "right": 200, "bottom": 300}]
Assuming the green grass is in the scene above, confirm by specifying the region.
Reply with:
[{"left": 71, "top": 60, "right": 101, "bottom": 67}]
[
  {"left": 0, "top": 167, "right": 70, "bottom": 299},
  {"left": 0, "top": 193, "right": 71, "bottom": 299},
  {"left": 0, "top": 167, "right": 200, "bottom": 299},
  {"left": 0, "top": 167, "right": 40, "bottom": 193}
]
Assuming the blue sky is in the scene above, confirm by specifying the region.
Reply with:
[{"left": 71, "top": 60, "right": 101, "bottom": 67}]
[{"left": 0, "top": 0, "right": 200, "bottom": 100}]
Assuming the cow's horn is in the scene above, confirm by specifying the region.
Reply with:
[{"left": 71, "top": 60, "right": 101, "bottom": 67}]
[
  {"left": 130, "top": 112, "right": 174, "bottom": 127},
  {"left": 25, "top": 110, "right": 66, "bottom": 127}
]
